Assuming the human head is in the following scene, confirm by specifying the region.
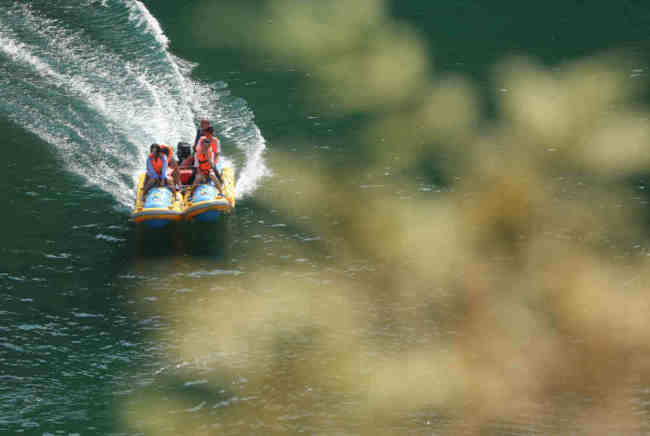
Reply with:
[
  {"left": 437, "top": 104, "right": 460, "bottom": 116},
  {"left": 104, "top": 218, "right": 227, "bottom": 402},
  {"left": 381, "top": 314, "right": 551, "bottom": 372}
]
[
  {"left": 150, "top": 143, "right": 159, "bottom": 154},
  {"left": 200, "top": 119, "right": 210, "bottom": 129},
  {"left": 205, "top": 126, "right": 214, "bottom": 137}
]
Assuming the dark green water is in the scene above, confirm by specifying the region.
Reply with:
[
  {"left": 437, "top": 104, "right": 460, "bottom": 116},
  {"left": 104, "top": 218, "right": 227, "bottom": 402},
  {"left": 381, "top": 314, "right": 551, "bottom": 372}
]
[{"left": 1, "top": 1, "right": 649, "bottom": 434}]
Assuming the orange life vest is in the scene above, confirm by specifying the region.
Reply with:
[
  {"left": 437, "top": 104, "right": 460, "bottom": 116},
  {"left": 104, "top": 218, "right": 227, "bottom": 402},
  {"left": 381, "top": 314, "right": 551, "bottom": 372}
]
[
  {"left": 196, "top": 149, "right": 213, "bottom": 175},
  {"left": 158, "top": 144, "right": 173, "bottom": 159},
  {"left": 149, "top": 153, "right": 163, "bottom": 177},
  {"left": 199, "top": 136, "right": 219, "bottom": 161}
]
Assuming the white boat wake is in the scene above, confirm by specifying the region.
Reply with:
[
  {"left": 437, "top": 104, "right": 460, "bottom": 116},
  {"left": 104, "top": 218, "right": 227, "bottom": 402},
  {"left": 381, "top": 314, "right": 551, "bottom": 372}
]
[{"left": 0, "top": 0, "right": 269, "bottom": 206}]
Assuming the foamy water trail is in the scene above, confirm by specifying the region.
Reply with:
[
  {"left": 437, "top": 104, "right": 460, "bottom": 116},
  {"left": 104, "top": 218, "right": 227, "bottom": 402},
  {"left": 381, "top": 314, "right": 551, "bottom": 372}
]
[
  {"left": 0, "top": 0, "right": 268, "bottom": 205},
  {"left": 125, "top": 0, "right": 170, "bottom": 49}
]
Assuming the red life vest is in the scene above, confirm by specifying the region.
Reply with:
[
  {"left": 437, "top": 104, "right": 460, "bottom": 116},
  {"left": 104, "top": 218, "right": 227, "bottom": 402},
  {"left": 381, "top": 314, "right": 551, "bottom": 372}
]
[{"left": 149, "top": 153, "right": 163, "bottom": 177}]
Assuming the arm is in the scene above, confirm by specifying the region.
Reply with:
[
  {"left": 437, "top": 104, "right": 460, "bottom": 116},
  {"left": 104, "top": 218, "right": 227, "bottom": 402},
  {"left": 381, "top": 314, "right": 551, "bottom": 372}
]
[
  {"left": 212, "top": 139, "right": 220, "bottom": 165},
  {"left": 146, "top": 157, "right": 158, "bottom": 180}
]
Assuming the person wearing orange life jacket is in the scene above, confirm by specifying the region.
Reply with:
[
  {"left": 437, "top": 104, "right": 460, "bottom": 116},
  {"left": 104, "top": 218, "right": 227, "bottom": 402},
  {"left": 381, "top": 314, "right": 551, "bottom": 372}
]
[
  {"left": 143, "top": 144, "right": 176, "bottom": 197},
  {"left": 193, "top": 138, "right": 224, "bottom": 195},
  {"left": 156, "top": 143, "right": 180, "bottom": 188},
  {"left": 196, "top": 126, "right": 221, "bottom": 169},
  {"left": 196, "top": 126, "right": 224, "bottom": 185}
]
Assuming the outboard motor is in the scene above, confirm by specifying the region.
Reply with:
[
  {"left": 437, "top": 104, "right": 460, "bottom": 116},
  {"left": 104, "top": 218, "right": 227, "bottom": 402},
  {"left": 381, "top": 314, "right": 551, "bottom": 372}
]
[{"left": 176, "top": 142, "right": 192, "bottom": 163}]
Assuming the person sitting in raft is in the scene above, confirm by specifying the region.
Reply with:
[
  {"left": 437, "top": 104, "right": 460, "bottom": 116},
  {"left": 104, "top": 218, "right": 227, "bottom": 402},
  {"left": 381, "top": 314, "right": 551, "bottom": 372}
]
[
  {"left": 143, "top": 144, "right": 177, "bottom": 197},
  {"left": 194, "top": 119, "right": 211, "bottom": 148},
  {"left": 193, "top": 138, "right": 224, "bottom": 196},
  {"left": 157, "top": 143, "right": 180, "bottom": 188},
  {"left": 197, "top": 126, "right": 223, "bottom": 178}
]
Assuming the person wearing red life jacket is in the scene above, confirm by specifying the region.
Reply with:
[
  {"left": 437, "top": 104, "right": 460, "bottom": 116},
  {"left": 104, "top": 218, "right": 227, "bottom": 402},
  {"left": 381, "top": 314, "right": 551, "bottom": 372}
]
[
  {"left": 143, "top": 144, "right": 176, "bottom": 197},
  {"left": 193, "top": 138, "right": 224, "bottom": 196},
  {"left": 157, "top": 143, "right": 180, "bottom": 188}
]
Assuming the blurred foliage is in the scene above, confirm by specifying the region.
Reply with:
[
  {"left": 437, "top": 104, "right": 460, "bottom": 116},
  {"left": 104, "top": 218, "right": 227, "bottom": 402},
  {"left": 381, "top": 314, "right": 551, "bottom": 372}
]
[{"left": 127, "top": 0, "right": 650, "bottom": 434}]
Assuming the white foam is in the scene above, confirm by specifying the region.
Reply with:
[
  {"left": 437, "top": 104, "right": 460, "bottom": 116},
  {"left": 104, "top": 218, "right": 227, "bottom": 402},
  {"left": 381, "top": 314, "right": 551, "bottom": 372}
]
[
  {"left": 125, "top": 0, "right": 169, "bottom": 49},
  {"left": 0, "top": 1, "right": 269, "bottom": 205},
  {"left": 233, "top": 125, "right": 271, "bottom": 198},
  {"left": 0, "top": 32, "right": 62, "bottom": 81}
]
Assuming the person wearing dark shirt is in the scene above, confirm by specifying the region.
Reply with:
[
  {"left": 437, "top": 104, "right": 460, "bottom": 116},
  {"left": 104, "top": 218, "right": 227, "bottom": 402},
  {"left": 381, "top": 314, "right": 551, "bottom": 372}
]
[{"left": 194, "top": 119, "right": 211, "bottom": 148}]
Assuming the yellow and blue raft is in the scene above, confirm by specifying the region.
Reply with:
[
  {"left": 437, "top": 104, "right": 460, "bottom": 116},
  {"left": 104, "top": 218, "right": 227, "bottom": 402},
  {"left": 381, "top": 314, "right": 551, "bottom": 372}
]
[
  {"left": 131, "top": 173, "right": 183, "bottom": 228},
  {"left": 183, "top": 167, "right": 236, "bottom": 222},
  {"left": 131, "top": 167, "right": 235, "bottom": 227}
]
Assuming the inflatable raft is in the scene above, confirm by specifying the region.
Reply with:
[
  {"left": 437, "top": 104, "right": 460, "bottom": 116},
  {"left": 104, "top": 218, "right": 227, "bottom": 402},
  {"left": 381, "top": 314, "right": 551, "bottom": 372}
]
[
  {"left": 183, "top": 167, "right": 235, "bottom": 222},
  {"left": 131, "top": 173, "right": 183, "bottom": 228},
  {"left": 131, "top": 146, "right": 235, "bottom": 227}
]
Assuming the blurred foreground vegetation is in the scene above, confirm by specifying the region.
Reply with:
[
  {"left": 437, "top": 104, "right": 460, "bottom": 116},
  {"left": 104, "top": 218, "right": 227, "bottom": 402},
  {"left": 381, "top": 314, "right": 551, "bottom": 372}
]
[{"left": 127, "top": 1, "right": 650, "bottom": 434}]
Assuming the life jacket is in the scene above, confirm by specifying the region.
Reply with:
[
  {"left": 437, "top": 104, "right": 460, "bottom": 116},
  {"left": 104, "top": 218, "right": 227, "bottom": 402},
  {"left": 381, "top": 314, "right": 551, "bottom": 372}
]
[
  {"left": 195, "top": 148, "right": 213, "bottom": 175},
  {"left": 199, "top": 136, "right": 220, "bottom": 161},
  {"left": 149, "top": 153, "right": 163, "bottom": 177},
  {"left": 158, "top": 144, "right": 173, "bottom": 159}
]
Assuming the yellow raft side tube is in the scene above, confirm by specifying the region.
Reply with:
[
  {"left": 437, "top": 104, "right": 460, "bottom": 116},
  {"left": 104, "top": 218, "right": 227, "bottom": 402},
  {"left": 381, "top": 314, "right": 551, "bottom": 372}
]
[
  {"left": 131, "top": 173, "right": 183, "bottom": 224},
  {"left": 182, "top": 167, "right": 236, "bottom": 221}
]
